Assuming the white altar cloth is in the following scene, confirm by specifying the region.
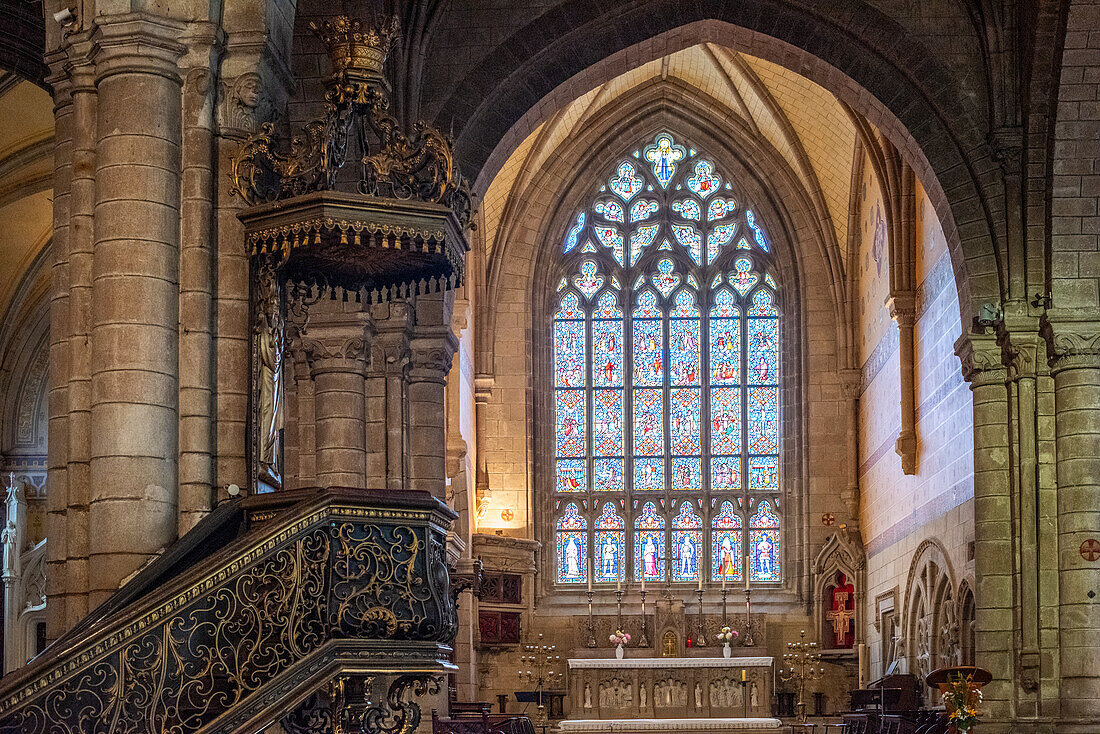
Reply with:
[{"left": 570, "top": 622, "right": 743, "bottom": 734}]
[
  {"left": 567, "top": 656, "right": 773, "bottom": 669},
  {"left": 559, "top": 718, "right": 783, "bottom": 732}
]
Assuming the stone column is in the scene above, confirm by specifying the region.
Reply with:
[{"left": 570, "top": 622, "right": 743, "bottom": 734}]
[
  {"left": 302, "top": 302, "right": 371, "bottom": 489},
  {"left": 1044, "top": 323, "right": 1100, "bottom": 728},
  {"left": 888, "top": 293, "right": 917, "bottom": 474},
  {"left": 409, "top": 294, "right": 459, "bottom": 499},
  {"left": 43, "top": 49, "right": 74, "bottom": 640},
  {"left": 177, "top": 28, "right": 222, "bottom": 532},
  {"left": 63, "top": 51, "right": 96, "bottom": 629},
  {"left": 955, "top": 333, "right": 1013, "bottom": 729},
  {"left": 88, "top": 16, "right": 185, "bottom": 605},
  {"left": 367, "top": 301, "right": 413, "bottom": 492}
]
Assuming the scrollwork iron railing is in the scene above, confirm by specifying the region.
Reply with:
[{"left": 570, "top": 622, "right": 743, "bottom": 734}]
[{"left": 0, "top": 488, "right": 456, "bottom": 734}]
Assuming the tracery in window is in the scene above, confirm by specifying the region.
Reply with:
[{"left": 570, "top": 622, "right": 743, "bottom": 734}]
[{"left": 552, "top": 132, "right": 784, "bottom": 587}]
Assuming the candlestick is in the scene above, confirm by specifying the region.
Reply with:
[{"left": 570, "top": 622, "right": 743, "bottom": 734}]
[
  {"left": 585, "top": 590, "right": 597, "bottom": 648},
  {"left": 722, "top": 574, "right": 726, "bottom": 592},
  {"left": 587, "top": 557, "right": 592, "bottom": 591},
  {"left": 857, "top": 643, "right": 866, "bottom": 689},
  {"left": 695, "top": 587, "right": 706, "bottom": 646},
  {"left": 745, "top": 570, "right": 750, "bottom": 592},
  {"left": 615, "top": 588, "right": 624, "bottom": 630},
  {"left": 698, "top": 576, "right": 703, "bottom": 592},
  {"left": 616, "top": 574, "right": 621, "bottom": 593},
  {"left": 639, "top": 589, "right": 649, "bottom": 648},
  {"left": 641, "top": 574, "right": 646, "bottom": 592},
  {"left": 721, "top": 586, "right": 729, "bottom": 626},
  {"left": 741, "top": 668, "right": 747, "bottom": 682}
]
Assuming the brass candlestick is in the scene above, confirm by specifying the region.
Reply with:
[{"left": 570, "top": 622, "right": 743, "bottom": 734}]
[
  {"left": 778, "top": 629, "right": 825, "bottom": 724},
  {"left": 741, "top": 588, "right": 755, "bottom": 647},
  {"left": 518, "top": 633, "right": 564, "bottom": 724},
  {"left": 721, "top": 586, "right": 729, "bottom": 626},
  {"left": 615, "top": 589, "right": 624, "bottom": 631},
  {"left": 695, "top": 587, "right": 707, "bottom": 646},
  {"left": 638, "top": 589, "right": 649, "bottom": 648},
  {"left": 585, "top": 590, "right": 596, "bottom": 648}
]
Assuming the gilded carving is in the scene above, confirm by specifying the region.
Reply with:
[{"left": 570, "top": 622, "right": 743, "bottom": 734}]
[{"left": 0, "top": 500, "right": 457, "bottom": 733}]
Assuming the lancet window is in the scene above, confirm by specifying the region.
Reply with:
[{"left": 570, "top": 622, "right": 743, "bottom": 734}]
[{"left": 552, "top": 133, "right": 784, "bottom": 586}]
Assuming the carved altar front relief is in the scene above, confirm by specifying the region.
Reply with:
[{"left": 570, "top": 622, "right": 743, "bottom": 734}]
[{"left": 567, "top": 657, "right": 773, "bottom": 720}]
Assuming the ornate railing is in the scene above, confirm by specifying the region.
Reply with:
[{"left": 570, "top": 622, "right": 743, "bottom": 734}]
[{"left": 0, "top": 488, "right": 457, "bottom": 734}]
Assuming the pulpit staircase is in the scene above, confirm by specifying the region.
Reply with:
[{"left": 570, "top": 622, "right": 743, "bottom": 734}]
[{"left": 0, "top": 487, "right": 459, "bottom": 733}]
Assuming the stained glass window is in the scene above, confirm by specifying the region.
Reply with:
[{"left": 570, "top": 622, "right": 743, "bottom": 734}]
[
  {"left": 556, "top": 503, "right": 588, "bottom": 584},
  {"left": 749, "top": 501, "right": 780, "bottom": 582},
  {"left": 712, "top": 501, "right": 743, "bottom": 581},
  {"left": 634, "top": 502, "right": 666, "bottom": 582},
  {"left": 671, "top": 502, "right": 703, "bottom": 583},
  {"left": 594, "top": 503, "right": 625, "bottom": 583},
  {"left": 552, "top": 132, "right": 784, "bottom": 586}
]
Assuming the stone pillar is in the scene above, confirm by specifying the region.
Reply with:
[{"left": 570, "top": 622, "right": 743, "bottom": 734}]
[
  {"left": 888, "top": 293, "right": 917, "bottom": 474},
  {"left": 367, "top": 301, "right": 412, "bottom": 492},
  {"left": 409, "top": 294, "right": 459, "bottom": 499},
  {"left": 302, "top": 302, "right": 371, "bottom": 488},
  {"left": 63, "top": 52, "right": 96, "bottom": 629},
  {"left": 43, "top": 49, "right": 74, "bottom": 640},
  {"left": 177, "top": 28, "right": 222, "bottom": 532},
  {"left": 955, "top": 333, "right": 1013, "bottom": 729},
  {"left": 1044, "top": 323, "right": 1100, "bottom": 728},
  {"left": 88, "top": 16, "right": 185, "bottom": 605}
]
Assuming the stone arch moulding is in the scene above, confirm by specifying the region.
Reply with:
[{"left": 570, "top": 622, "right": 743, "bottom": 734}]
[
  {"left": 811, "top": 530, "right": 866, "bottom": 650},
  {"left": 902, "top": 537, "right": 958, "bottom": 685},
  {"left": 517, "top": 95, "right": 845, "bottom": 601},
  {"left": 444, "top": 8, "right": 999, "bottom": 324}
]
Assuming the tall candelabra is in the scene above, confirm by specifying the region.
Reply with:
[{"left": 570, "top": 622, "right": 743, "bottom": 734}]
[
  {"left": 778, "top": 629, "right": 826, "bottom": 723},
  {"left": 638, "top": 588, "right": 649, "bottom": 648},
  {"left": 518, "top": 633, "right": 564, "bottom": 724}
]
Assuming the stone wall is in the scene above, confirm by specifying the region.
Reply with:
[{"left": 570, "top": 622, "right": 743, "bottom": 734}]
[{"left": 859, "top": 183, "right": 974, "bottom": 682}]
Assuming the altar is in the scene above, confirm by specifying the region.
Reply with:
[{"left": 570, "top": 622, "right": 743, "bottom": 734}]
[{"left": 567, "top": 657, "right": 774, "bottom": 720}]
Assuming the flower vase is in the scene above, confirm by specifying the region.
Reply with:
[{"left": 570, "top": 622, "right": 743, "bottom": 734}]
[
  {"left": 723, "top": 642, "right": 731, "bottom": 659},
  {"left": 616, "top": 643, "right": 625, "bottom": 660}
]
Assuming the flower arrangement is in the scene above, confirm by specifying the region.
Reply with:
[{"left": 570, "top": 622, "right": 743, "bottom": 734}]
[
  {"left": 941, "top": 673, "right": 981, "bottom": 733},
  {"left": 715, "top": 626, "right": 738, "bottom": 644},
  {"left": 609, "top": 629, "right": 631, "bottom": 646}
]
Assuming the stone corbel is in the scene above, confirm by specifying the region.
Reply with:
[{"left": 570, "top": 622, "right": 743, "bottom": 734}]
[{"left": 887, "top": 292, "right": 918, "bottom": 474}]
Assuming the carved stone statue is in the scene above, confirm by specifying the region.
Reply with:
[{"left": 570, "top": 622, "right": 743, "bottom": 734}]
[
  {"left": 583, "top": 683, "right": 592, "bottom": 709},
  {"left": 639, "top": 684, "right": 647, "bottom": 708},
  {"left": 694, "top": 682, "right": 702, "bottom": 709},
  {"left": 255, "top": 265, "right": 285, "bottom": 480},
  {"left": 750, "top": 681, "right": 759, "bottom": 709}
]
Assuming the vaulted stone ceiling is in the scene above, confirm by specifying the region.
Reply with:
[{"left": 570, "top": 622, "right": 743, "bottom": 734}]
[
  {"left": 479, "top": 43, "right": 860, "bottom": 267},
  {"left": 0, "top": 74, "right": 53, "bottom": 321}
]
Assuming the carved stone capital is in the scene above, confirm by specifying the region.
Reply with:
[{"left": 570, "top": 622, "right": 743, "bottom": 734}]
[
  {"left": 996, "top": 318, "right": 1044, "bottom": 380},
  {"left": 1041, "top": 318, "right": 1100, "bottom": 373},
  {"left": 955, "top": 333, "right": 1006, "bottom": 388},
  {"left": 887, "top": 292, "right": 917, "bottom": 327},
  {"left": 302, "top": 335, "right": 368, "bottom": 374},
  {"left": 409, "top": 331, "right": 459, "bottom": 383}
]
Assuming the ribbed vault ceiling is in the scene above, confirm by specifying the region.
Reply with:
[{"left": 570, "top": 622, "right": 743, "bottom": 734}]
[{"left": 480, "top": 43, "right": 861, "bottom": 268}]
